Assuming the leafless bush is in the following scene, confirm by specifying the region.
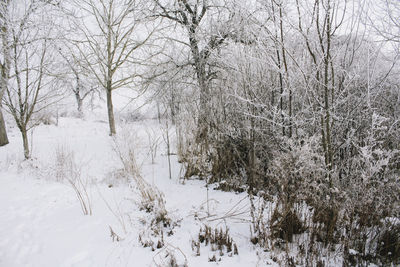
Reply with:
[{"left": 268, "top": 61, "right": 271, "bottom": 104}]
[
  {"left": 145, "top": 127, "right": 161, "bottom": 164},
  {"left": 112, "top": 129, "right": 175, "bottom": 245},
  {"left": 249, "top": 195, "right": 270, "bottom": 248},
  {"left": 54, "top": 145, "right": 92, "bottom": 215},
  {"left": 113, "top": 129, "right": 166, "bottom": 213}
]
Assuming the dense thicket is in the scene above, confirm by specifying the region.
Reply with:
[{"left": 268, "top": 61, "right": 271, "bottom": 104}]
[{"left": 151, "top": 0, "right": 400, "bottom": 264}]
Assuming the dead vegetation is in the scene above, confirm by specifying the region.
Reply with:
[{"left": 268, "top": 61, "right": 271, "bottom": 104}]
[{"left": 191, "top": 225, "right": 238, "bottom": 262}]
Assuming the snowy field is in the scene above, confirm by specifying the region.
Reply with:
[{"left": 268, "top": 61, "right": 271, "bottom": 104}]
[{"left": 0, "top": 112, "right": 277, "bottom": 267}]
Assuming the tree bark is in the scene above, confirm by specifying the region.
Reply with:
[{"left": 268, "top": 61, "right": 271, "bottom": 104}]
[
  {"left": 106, "top": 85, "right": 116, "bottom": 135},
  {"left": 21, "top": 128, "right": 29, "bottom": 159},
  {"left": 322, "top": 0, "right": 333, "bottom": 173},
  {"left": 0, "top": 0, "right": 10, "bottom": 147},
  {"left": 75, "top": 91, "right": 83, "bottom": 113},
  {"left": 188, "top": 24, "right": 210, "bottom": 142},
  {"left": 198, "top": 76, "right": 209, "bottom": 142},
  {"left": 106, "top": 5, "right": 116, "bottom": 136},
  {"left": 0, "top": 108, "right": 9, "bottom": 146},
  {"left": 75, "top": 74, "right": 83, "bottom": 114}
]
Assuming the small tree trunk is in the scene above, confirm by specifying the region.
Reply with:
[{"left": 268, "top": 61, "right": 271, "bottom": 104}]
[
  {"left": 106, "top": 85, "right": 116, "bottom": 135},
  {"left": 75, "top": 74, "right": 83, "bottom": 115},
  {"left": 197, "top": 73, "right": 210, "bottom": 148},
  {"left": 75, "top": 92, "right": 83, "bottom": 113},
  {"left": 165, "top": 118, "right": 172, "bottom": 180},
  {"left": 0, "top": 108, "right": 9, "bottom": 146},
  {"left": 157, "top": 101, "right": 161, "bottom": 123},
  {"left": 0, "top": 0, "right": 10, "bottom": 147},
  {"left": 249, "top": 117, "right": 256, "bottom": 191},
  {"left": 21, "top": 127, "right": 30, "bottom": 159}
]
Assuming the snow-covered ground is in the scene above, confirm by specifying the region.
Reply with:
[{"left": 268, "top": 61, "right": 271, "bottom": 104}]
[{"left": 0, "top": 114, "right": 277, "bottom": 267}]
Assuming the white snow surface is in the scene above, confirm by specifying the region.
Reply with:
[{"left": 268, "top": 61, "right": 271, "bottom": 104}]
[{"left": 0, "top": 115, "right": 276, "bottom": 267}]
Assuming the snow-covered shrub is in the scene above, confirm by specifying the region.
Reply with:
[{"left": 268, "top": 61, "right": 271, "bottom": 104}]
[
  {"left": 137, "top": 209, "right": 179, "bottom": 252},
  {"left": 112, "top": 130, "right": 167, "bottom": 217},
  {"left": 337, "top": 151, "right": 400, "bottom": 265},
  {"left": 209, "top": 136, "right": 251, "bottom": 184},
  {"left": 264, "top": 137, "right": 326, "bottom": 242},
  {"left": 249, "top": 195, "right": 270, "bottom": 248},
  {"left": 112, "top": 128, "right": 176, "bottom": 249},
  {"left": 270, "top": 206, "right": 305, "bottom": 243},
  {"left": 376, "top": 221, "right": 400, "bottom": 264},
  {"left": 138, "top": 227, "right": 165, "bottom": 251},
  {"left": 327, "top": 114, "right": 400, "bottom": 264},
  {"left": 180, "top": 135, "right": 210, "bottom": 180},
  {"left": 254, "top": 126, "right": 400, "bottom": 265},
  {"left": 145, "top": 127, "right": 161, "bottom": 164},
  {"left": 168, "top": 109, "right": 212, "bottom": 181}
]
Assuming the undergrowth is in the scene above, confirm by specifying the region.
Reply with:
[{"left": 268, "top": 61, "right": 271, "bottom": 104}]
[{"left": 191, "top": 225, "right": 238, "bottom": 262}]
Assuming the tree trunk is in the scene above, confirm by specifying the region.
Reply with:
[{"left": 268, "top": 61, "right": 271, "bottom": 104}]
[
  {"left": 21, "top": 127, "right": 29, "bottom": 159},
  {"left": 75, "top": 75, "right": 83, "bottom": 114},
  {"left": 198, "top": 78, "right": 209, "bottom": 139},
  {"left": 75, "top": 91, "right": 83, "bottom": 114},
  {"left": 323, "top": 1, "right": 333, "bottom": 174},
  {"left": 248, "top": 105, "right": 256, "bottom": 191},
  {"left": 195, "top": 51, "right": 210, "bottom": 146},
  {"left": 106, "top": 85, "right": 116, "bottom": 136},
  {"left": 106, "top": 12, "right": 116, "bottom": 136},
  {"left": 0, "top": 0, "right": 10, "bottom": 147},
  {"left": 0, "top": 108, "right": 9, "bottom": 146}
]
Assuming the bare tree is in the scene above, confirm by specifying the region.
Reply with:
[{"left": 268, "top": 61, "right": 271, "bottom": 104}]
[
  {"left": 2, "top": 0, "right": 61, "bottom": 159},
  {"left": 73, "top": 0, "right": 155, "bottom": 135},
  {"left": 294, "top": 0, "right": 348, "bottom": 177},
  {"left": 368, "top": 0, "right": 400, "bottom": 45},
  {"left": 0, "top": 99, "right": 7, "bottom": 146},
  {"left": 57, "top": 45, "right": 100, "bottom": 115},
  {"left": 152, "top": 0, "right": 240, "bottom": 143},
  {"left": 0, "top": 0, "right": 11, "bottom": 146}
]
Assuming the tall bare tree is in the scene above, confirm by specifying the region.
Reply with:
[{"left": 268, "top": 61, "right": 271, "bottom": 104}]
[
  {"left": 0, "top": 0, "right": 11, "bottom": 146},
  {"left": 73, "top": 0, "right": 155, "bottom": 135},
  {"left": 294, "top": 0, "right": 348, "bottom": 176},
  {"left": 2, "top": 0, "right": 62, "bottom": 159},
  {"left": 152, "top": 0, "right": 239, "bottom": 143}
]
